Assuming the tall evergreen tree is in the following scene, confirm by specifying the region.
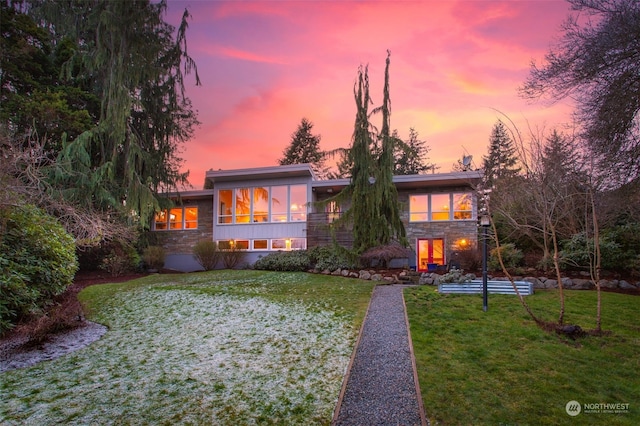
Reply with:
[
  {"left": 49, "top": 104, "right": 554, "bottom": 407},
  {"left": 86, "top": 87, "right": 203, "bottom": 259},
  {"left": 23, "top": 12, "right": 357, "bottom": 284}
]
[
  {"left": 279, "top": 118, "right": 327, "bottom": 178},
  {"left": 331, "top": 52, "right": 406, "bottom": 253},
  {"left": 0, "top": 2, "right": 97, "bottom": 151},
  {"left": 372, "top": 51, "right": 406, "bottom": 248},
  {"left": 482, "top": 120, "right": 521, "bottom": 187},
  {"left": 24, "top": 0, "right": 201, "bottom": 229}
]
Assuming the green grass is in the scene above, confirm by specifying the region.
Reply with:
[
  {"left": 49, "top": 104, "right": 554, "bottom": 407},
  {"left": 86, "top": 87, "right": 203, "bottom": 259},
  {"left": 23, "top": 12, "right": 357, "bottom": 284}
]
[
  {"left": 1, "top": 270, "right": 374, "bottom": 425},
  {"left": 404, "top": 286, "right": 640, "bottom": 425}
]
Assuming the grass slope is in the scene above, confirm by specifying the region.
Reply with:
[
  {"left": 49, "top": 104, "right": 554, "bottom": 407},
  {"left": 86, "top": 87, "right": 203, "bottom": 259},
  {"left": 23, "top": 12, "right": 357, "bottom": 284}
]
[
  {"left": 1, "top": 270, "right": 374, "bottom": 425},
  {"left": 405, "top": 286, "right": 640, "bottom": 425}
]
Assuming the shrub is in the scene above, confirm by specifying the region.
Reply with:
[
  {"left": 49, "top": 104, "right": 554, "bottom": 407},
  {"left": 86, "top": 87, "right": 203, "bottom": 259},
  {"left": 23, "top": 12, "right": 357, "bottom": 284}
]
[
  {"left": 0, "top": 205, "right": 78, "bottom": 334},
  {"left": 220, "top": 246, "right": 246, "bottom": 269},
  {"left": 359, "top": 242, "right": 411, "bottom": 268},
  {"left": 100, "top": 252, "right": 131, "bottom": 277},
  {"left": 561, "top": 228, "right": 640, "bottom": 273},
  {"left": 142, "top": 245, "right": 165, "bottom": 271},
  {"left": 488, "top": 243, "right": 523, "bottom": 272},
  {"left": 193, "top": 240, "right": 220, "bottom": 270},
  {"left": 440, "top": 268, "right": 475, "bottom": 283},
  {"left": 97, "top": 241, "right": 141, "bottom": 276},
  {"left": 254, "top": 251, "right": 310, "bottom": 272},
  {"left": 449, "top": 247, "right": 482, "bottom": 271},
  {"left": 307, "top": 245, "right": 356, "bottom": 271}
]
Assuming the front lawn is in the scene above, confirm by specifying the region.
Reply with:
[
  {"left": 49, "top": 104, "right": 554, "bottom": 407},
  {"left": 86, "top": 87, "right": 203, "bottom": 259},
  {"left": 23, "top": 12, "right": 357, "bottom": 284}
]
[
  {"left": 1, "top": 270, "right": 374, "bottom": 425},
  {"left": 405, "top": 286, "right": 640, "bottom": 425}
]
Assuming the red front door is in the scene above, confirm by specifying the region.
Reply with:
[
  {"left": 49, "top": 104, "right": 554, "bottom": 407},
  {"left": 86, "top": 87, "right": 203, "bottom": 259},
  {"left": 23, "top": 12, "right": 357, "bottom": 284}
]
[{"left": 417, "top": 238, "right": 444, "bottom": 272}]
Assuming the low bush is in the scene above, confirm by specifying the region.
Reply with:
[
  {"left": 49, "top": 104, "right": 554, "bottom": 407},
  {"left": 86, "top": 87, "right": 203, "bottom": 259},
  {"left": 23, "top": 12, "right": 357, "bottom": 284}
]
[
  {"left": 562, "top": 227, "right": 640, "bottom": 274},
  {"left": 99, "top": 242, "right": 141, "bottom": 276},
  {"left": 440, "top": 268, "right": 475, "bottom": 283},
  {"left": 100, "top": 252, "right": 131, "bottom": 277},
  {"left": 308, "top": 245, "right": 356, "bottom": 271},
  {"left": 359, "top": 242, "right": 411, "bottom": 268},
  {"left": 220, "top": 246, "right": 246, "bottom": 269},
  {"left": 456, "top": 248, "right": 482, "bottom": 271},
  {"left": 193, "top": 240, "right": 220, "bottom": 271},
  {"left": 142, "top": 245, "right": 165, "bottom": 271},
  {"left": 254, "top": 250, "right": 310, "bottom": 272},
  {"left": 0, "top": 205, "right": 78, "bottom": 334},
  {"left": 488, "top": 243, "right": 523, "bottom": 272}
]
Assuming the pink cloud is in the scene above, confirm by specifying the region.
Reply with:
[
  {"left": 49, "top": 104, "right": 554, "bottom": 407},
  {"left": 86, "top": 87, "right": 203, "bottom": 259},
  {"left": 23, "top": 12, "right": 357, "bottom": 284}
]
[{"left": 165, "top": 0, "right": 575, "bottom": 189}]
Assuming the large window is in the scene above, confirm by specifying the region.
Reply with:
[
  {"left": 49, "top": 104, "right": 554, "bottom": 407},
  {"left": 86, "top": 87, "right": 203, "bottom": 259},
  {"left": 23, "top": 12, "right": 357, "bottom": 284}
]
[
  {"left": 409, "top": 195, "right": 428, "bottom": 221},
  {"left": 431, "top": 194, "right": 450, "bottom": 221},
  {"left": 289, "top": 185, "right": 307, "bottom": 221},
  {"left": 271, "top": 186, "right": 288, "bottom": 222},
  {"left": 217, "top": 238, "right": 306, "bottom": 251},
  {"left": 154, "top": 207, "right": 198, "bottom": 231},
  {"left": 453, "top": 193, "right": 473, "bottom": 219},
  {"left": 409, "top": 192, "right": 474, "bottom": 222},
  {"left": 218, "top": 190, "right": 233, "bottom": 224},
  {"left": 218, "top": 239, "right": 249, "bottom": 250},
  {"left": 271, "top": 238, "right": 306, "bottom": 250},
  {"left": 235, "top": 188, "right": 251, "bottom": 223},
  {"left": 253, "top": 187, "right": 269, "bottom": 222},
  {"left": 218, "top": 185, "right": 307, "bottom": 224}
]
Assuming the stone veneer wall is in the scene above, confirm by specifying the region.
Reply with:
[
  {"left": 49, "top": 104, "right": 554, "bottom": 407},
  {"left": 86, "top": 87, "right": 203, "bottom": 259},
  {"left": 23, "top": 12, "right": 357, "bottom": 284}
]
[
  {"left": 396, "top": 191, "right": 478, "bottom": 258},
  {"left": 154, "top": 198, "right": 214, "bottom": 254}
]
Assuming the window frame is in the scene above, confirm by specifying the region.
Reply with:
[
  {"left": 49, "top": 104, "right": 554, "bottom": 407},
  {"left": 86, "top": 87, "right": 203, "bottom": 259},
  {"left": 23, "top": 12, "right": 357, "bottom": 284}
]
[
  {"left": 217, "top": 185, "right": 308, "bottom": 225},
  {"left": 153, "top": 206, "right": 199, "bottom": 231},
  {"left": 409, "top": 192, "right": 474, "bottom": 222}
]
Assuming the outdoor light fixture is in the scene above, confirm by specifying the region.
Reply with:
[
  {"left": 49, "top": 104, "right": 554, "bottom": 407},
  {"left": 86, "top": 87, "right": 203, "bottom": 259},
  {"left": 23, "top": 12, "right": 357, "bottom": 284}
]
[{"left": 480, "top": 214, "right": 490, "bottom": 312}]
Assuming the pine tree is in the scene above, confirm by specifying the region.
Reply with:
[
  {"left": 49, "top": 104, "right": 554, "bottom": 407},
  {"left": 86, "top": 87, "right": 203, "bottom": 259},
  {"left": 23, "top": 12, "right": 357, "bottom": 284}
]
[
  {"left": 393, "top": 128, "right": 435, "bottom": 175},
  {"left": 482, "top": 120, "right": 521, "bottom": 187},
  {"left": 279, "top": 118, "right": 327, "bottom": 178}
]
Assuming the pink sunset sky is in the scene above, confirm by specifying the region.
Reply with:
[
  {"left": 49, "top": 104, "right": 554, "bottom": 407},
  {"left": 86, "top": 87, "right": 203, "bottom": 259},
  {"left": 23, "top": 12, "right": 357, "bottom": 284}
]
[{"left": 165, "top": 0, "right": 576, "bottom": 189}]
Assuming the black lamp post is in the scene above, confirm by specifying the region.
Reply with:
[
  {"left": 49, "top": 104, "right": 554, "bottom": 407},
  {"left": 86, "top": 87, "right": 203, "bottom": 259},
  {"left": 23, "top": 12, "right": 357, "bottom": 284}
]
[{"left": 480, "top": 214, "right": 490, "bottom": 312}]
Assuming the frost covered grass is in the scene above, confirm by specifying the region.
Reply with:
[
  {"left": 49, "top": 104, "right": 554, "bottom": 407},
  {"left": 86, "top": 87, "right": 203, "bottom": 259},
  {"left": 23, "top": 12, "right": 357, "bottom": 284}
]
[{"left": 1, "top": 271, "right": 374, "bottom": 425}]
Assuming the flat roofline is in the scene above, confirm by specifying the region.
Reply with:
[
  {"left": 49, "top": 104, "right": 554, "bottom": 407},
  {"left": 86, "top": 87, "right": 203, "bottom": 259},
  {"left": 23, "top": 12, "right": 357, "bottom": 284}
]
[
  {"left": 311, "top": 170, "right": 482, "bottom": 192},
  {"left": 206, "top": 163, "right": 315, "bottom": 184},
  {"left": 158, "top": 189, "right": 215, "bottom": 200}
]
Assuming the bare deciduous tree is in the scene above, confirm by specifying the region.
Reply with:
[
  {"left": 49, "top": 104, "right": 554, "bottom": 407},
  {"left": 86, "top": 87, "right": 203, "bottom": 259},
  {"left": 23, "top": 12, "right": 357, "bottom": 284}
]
[{"left": 521, "top": 0, "right": 640, "bottom": 183}]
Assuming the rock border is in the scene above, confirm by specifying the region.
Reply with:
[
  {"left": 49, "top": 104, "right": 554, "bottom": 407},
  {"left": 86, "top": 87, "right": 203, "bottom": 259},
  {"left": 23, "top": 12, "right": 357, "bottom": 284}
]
[{"left": 310, "top": 267, "right": 640, "bottom": 292}]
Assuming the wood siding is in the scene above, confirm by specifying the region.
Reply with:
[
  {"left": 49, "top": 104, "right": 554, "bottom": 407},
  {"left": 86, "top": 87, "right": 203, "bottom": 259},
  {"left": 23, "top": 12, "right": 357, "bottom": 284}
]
[{"left": 307, "top": 213, "right": 353, "bottom": 248}]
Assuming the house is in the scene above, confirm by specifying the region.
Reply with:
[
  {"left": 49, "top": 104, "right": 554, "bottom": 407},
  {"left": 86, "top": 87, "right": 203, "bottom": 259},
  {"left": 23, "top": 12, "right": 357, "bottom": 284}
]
[{"left": 152, "top": 163, "right": 482, "bottom": 272}]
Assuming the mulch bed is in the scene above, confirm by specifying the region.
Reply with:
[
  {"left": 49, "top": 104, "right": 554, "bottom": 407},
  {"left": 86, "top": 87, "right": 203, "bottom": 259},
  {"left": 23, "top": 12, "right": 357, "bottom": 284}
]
[{"left": 0, "top": 271, "right": 149, "bottom": 348}]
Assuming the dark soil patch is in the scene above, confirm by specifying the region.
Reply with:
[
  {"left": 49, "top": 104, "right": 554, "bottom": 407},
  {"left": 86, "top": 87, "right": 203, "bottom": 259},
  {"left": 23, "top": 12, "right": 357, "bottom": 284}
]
[{"left": 1, "top": 271, "right": 148, "bottom": 347}]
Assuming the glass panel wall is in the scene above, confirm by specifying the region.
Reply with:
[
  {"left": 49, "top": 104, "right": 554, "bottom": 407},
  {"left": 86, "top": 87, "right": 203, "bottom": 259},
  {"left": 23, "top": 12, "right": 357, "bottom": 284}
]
[
  {"left": 253, "top": 187, "right": 269, "bottom": 223},
  {"left": 218, "top": 189, "right": 233, "bottom": 224},
  {"left": 235, "top": 188, "right": 251, "bottom": 223},
  {"left": 290, "top": 185, "right": 307, "bottom": 221},
  {"left": 271, "top": 186, "right": 288, "bottom": 222}
]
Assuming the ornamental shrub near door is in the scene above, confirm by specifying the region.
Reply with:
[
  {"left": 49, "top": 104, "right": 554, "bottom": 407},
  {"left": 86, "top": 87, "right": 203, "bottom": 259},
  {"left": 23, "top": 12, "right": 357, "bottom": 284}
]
[{"left": 0, "top": 205, "right": 78, "bottom": 334}]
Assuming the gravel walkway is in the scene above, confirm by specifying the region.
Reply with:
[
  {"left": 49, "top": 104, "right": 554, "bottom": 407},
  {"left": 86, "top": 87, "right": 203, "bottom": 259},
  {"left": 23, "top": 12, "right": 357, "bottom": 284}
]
[{"left": 333, "top": 284, "right": 427, "bottom": 426}]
